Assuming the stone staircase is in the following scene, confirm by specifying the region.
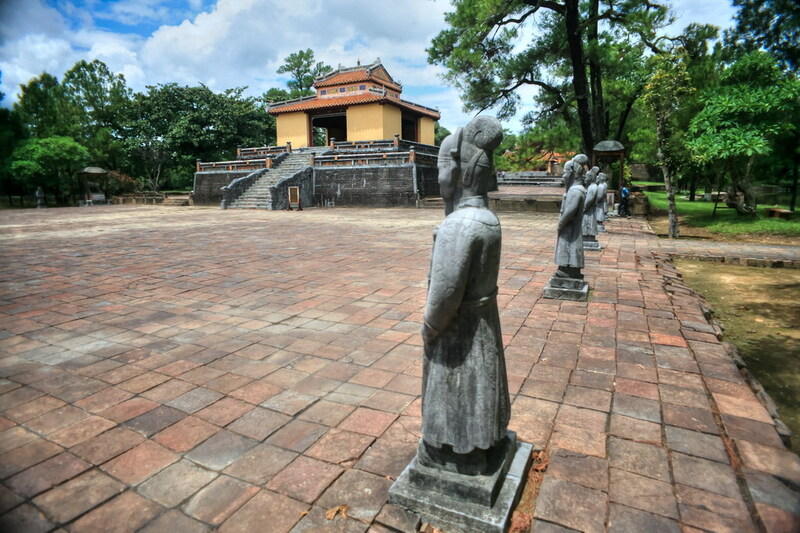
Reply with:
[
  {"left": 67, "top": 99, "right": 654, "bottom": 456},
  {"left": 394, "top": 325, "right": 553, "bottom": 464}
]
[
  {"left": 230, "top": 150, "right": 320, "bottom": 209},
  {"left": 161, "top": 196, "right": 189, "bottom": 207},
  {"left": 498, "top": 171, "right": 564, "bottom": 187}
]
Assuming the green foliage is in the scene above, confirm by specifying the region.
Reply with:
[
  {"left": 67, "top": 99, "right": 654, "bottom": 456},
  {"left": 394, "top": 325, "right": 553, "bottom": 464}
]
[
  {"left": 434, "top": 122, "right": 451, "bottom": 146},
  {"left": 124, "top": 83, "right": 275, "bottom": 190},
  {"left": 427, "top": 0, "right": 671, "bottom": 152},
  {"left": 276, "top": 49, "right": 332, "bottom": 98},
  {"left": 688, "top": 51, "right": 798, "bottom": 163},
  {"left": 0, "top": 79, "right": 25, "bottom": 198},
  {"left": 14, "top": 73, "right": 79, "bottom": 138},
  {"left": 725, "top": 0, "right": 800, "bottom": 72},
  {"left": 11, "top": 136, "right": 89, "bottom": 201}
]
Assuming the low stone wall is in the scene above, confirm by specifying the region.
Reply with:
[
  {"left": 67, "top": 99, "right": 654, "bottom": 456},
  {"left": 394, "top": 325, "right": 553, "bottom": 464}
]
[
  {"left": 193, "top": 171, "right": 250, "bottom": 206},
  {"left": 271, "top": 168, "right": 314, "bottom": 210},
  {"left": 488, "top": 197, "right": 561, "bottom": 213},
  {"left": 313, "top": 164, "right": 417, "bottom": 207}
]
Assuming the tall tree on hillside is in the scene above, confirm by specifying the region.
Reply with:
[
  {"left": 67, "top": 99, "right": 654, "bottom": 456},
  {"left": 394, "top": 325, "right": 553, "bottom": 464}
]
[
  {"left": 276, "top": 49, "right": 333, "bottom": 98},
  {"left": 642, "top": 50, "right": 694, "bottom": 238},
  {"left": 725, "top": 0, "right": 800, "bottom": 72},
  {"left": 427, "top": 0, "right": 670, "bottom": 153}
]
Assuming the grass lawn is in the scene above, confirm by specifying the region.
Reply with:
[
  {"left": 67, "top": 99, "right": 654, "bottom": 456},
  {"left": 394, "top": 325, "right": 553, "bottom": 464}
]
[{"left": 643, "top": 190, "right": 800, "bottom": 240}]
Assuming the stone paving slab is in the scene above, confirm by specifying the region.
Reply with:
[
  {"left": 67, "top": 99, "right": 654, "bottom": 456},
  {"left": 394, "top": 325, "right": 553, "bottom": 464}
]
[{"left": 0, "top": 206, "right": 798, "bottom": 532}]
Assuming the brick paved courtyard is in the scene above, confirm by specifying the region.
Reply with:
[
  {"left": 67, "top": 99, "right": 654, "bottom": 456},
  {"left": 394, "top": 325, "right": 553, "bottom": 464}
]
[{"left": 0, "top": 205, "right": 798, "bottom": 532}]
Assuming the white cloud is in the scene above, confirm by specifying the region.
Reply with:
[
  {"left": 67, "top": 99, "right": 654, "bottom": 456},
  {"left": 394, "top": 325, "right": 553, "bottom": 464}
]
[{"left": 0, "top": 0, "right": 740, "bottom": 134}]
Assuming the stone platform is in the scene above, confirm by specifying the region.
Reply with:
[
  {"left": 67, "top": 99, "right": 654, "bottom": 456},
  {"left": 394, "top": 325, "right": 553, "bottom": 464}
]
[{"left": 0, "top": 206, "right": 798, "bottom": 532}]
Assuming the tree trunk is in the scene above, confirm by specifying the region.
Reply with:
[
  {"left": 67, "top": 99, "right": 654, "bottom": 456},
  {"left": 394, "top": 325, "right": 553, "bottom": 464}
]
[
  {"left": 791, "top": 153, "right": 798, "bottom": 212},
  {"left": 727, "top": 156, "right": 758, "bottom": 215},
  {"left": 564, "top": 0, "right": 594, "bottom": 155},
  {"left": 587, "top": 0, "right": 607, "bottom": 142},
  {"left": 656, "top": 118, "right": 680, "bottom": 238}
]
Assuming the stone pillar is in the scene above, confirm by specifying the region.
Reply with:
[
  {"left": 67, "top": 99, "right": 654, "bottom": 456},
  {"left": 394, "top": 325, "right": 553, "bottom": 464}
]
[{"left": 196, "top": 159, "right": 201, "bottom": 172}]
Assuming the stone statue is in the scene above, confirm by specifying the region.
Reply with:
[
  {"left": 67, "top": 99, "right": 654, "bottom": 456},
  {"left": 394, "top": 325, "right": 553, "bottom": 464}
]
[
  {"left": 35, "top": 187, "right": 46, "bottom": 209},
  {"left": 553, "top": 156, "right": 588, "bottom": 279},
  {"left": 596, "top": 173, "right": 608, "bottom": 232},
  {"left": 544, "top": 154, "right": 590, "bottom": 301},
  {"left": 390, "top": 116, "right": 532, "bottom": 532},
  {"left": 582, "top": 168, "right": 600, "bottom": 250},
  {"left": 420, "top": 115, "right": 509, "bottom": 470}
]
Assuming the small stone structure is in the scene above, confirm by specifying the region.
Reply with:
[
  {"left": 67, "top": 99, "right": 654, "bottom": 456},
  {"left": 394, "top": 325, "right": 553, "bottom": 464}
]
[
  {"left": 35, "top": 187, "right": 46, "bottom": 208},
  {"left": 389, "top": 117, "right": 532, "bottom": 532},
  {"left": 543, "top": 154, "right": 590, "bottom": 301},
  {"left": 596, "top": 173, "right": 608, "bottom": 232},
  {"left": 582, "top": 167, "right": 601, "bottom": 250}
]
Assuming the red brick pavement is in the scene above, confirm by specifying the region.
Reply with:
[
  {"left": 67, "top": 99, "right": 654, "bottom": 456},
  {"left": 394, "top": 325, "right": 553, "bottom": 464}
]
[{"left": 0, "top": 206, "right": 798, "bottom": 532}]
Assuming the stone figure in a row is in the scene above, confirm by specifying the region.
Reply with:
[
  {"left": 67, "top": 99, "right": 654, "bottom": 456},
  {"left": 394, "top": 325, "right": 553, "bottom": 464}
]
[
  {"left": 543, "top": 154, "right": 592, "bottom": 300},
  {"left": 582, "top": 167, "right": 601, "bottom": 249},
  {"left": 390, "top": 116, "right": 532, "bottom": 533}
]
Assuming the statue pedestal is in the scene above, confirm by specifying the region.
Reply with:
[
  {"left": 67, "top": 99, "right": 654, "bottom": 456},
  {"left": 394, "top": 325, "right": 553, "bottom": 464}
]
[
  {"left": 543, "top": 276, "right": 589, "bottom": 301},
  {"left": 389, "top": 431, "right": 532, "bottom": 533},
  {"left": 583, "top": 235, "right": 601, "bottom": 250},
  {"left": 597, "top": 222, "right": 606, "bottom": 233}
]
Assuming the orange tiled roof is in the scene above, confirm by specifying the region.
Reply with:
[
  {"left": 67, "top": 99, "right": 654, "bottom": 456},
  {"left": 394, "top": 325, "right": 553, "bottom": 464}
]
[
  {"left": 269, "top": 92, "right": 440, "bottom": 120},
  {"left": 314, "top": 63, "right": 402, "bottom": 92}
]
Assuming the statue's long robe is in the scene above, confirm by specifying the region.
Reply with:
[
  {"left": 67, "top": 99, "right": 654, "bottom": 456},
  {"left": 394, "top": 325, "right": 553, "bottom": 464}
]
[
  {"left": 421, "top": 196, "right": 510, "bottom": 454},
  {"left": 582, "top": 183, "right": 599, "bottom": 236},
  {"left": 596, "top": 182, "right": 608, "bottom": 222},
  {"left": 555, "top": 184, "right": 587, "bottom": 267}
]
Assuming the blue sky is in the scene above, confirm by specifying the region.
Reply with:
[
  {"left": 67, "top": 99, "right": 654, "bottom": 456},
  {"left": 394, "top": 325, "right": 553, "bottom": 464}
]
[{"left": 0, "top": 0, "right": 738, "bottom": 133}]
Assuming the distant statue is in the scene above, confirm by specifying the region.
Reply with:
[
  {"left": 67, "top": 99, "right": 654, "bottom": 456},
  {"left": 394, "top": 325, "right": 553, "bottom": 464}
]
[
  {"left": 596, "top": 173, "right": 608, "bottom": 232},
  {"left": 35, "top": 187, "right": 46, "bottom": 208},
  {"left": 582, "top": 168, "right": 600, "bottom": 249},
  {"left": 419, "top": 115, "right": 510, "bottom": 475},
  {"left": 553, "top": 155, "right": 588, "bottom": 279}
]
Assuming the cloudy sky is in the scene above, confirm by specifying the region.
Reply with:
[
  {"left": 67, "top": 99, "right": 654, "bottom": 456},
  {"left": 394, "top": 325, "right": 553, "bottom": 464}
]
[{"left": 0, "top": 0, "right": 738, "bottom": 133}]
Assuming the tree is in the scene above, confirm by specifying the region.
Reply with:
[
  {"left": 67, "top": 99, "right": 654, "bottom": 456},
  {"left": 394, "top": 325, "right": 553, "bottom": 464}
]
[
  {"left": 725, "top": 0, "right": 800, "bottom": 72},
  {"left": 61, "top": 59, "right": 131, "bottom": 170},
  {"left": 687, "top": 51, "right": 800, "bottom": 214},
  {"left": 642, "top": 51, "right": 694, "bottom": 238},
  {"left": 11, "top": 136, "right": 89, "bottom": 203},
  {"left": 124, "top": 83, "right": 275, "bottom": 190},
  {"left": 0, "top": 75, "right": 26, "bottom": 203},
  {"left": 276, "top": 49, "right": 332, "bottom": 98},
  {"left": 13, "top": 73, "right": 79, "bottom": 138},
  {"left": 427, "top": 0, "right": 670, "bottom": 153},
  {"left": 434, "top": 122, "right": 451, "bottom": 146}
]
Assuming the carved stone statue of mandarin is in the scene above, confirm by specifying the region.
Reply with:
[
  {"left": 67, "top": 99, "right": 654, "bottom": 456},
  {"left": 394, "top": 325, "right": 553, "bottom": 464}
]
[
  {"left": 543, "top": 154, "right": 590, "bottom": 301},
  {"left": 596, "top": 173, "right": 608, "bottom": 232},
  {"left": 582, "top": 168, "right": 601, "bottom": 250},
  {"left": 389, "top": 116, "right": 532, "bottom": 533},
  {"left": 35, "top": 187, "right": 46, "bottom": 208}
]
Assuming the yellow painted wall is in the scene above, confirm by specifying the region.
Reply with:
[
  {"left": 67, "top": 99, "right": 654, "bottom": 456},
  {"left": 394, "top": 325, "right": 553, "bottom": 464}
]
[
  {"left": 382, "top": 105, "right": 402, "bottom": 140},
  {"left": 346, "top": 103, "right": 403, "bottom": 141},
  {"left": 276, "top": 112, "right": 310, "bottom": 148},
  {"left": 419, "top": 117, "right": 436, "bottom": 145}
]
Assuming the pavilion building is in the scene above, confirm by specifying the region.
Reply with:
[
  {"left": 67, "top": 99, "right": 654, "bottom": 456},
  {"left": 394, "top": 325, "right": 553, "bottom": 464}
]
[{"left": 269, "top": 60, "right": 440, "bottom": 147}]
